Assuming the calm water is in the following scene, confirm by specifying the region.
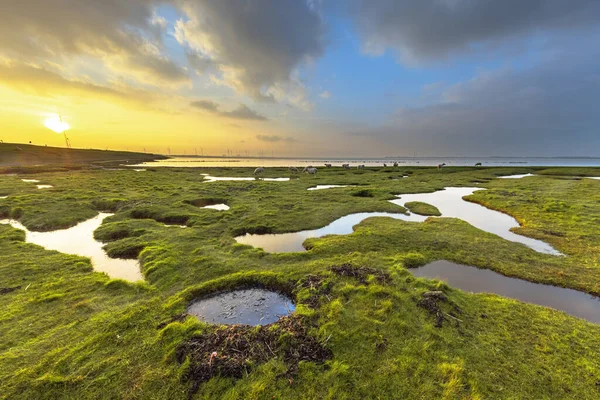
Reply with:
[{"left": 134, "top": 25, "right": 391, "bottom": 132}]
[
  {"left": 498, "top": 173, "right": 536, "bottom": 179},
  {"left": 135, "top": 156, "right": 600, "bottom": 168},
  {"left": 187, "top": 289, "right": 295, "bottom": 326},
  {"left": 307, "top": 185, "right": 355, "bottom": 191},
  {"left": 0, "top": 213, "right": 143, "bottom": 281},
  {"left": 203, "top": 204, "right": 230, "bottom": 210},
  {"left": 391, "top": 188, "right": 561, "bottom": 255},
  {"left": 411, "top": 261, "right": 600, "bottom": 323},
  {"left": 236, "top": 187, "right": 561, "bottom": 255},
  {"left": 201, "top": 173, "right": 290, "bottom": 182},
  {"left": 236, "top": 211, "right": 427, "bottom": 253}
]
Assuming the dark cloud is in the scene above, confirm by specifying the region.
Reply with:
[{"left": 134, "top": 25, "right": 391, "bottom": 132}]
[
  {"left": 1, "top": 0, "right": 188, "bottom": 84},
  {"left": 256, "top": 135, "right": 296, "bottom": 143},
  {"left": 190, "top": 100, "right": 219, "bottom": 112},
  {"left": 225, "top": 104, "right": 267, "bottom": 121},
  {"left": 348, "top": 0, "right": 600, "bottom": 62},
  {"left": 186, "top": 51, "right": 217, "bottom": 74},
  {"left": 191, "top": 101, "right": 267, "bottom": 121},
  {"left": 175, "top": 0, "right": 326, "bottom": 107}
]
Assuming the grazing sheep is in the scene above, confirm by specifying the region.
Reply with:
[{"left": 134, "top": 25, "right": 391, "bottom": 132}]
[
  {"left": 254, "top": 167, "right": 265, "bottom": 175},
  {"left": 358, "top": 165, "right": 365, "bottom": 169},
  {"left": 305, "top": 167, "right": 318, "bottom": 175},
  {"left": 393, "top": 162, "right": 398, "bottom": 167},
  {"left": 302, "top": 165, "right": 313, "bottom": 173},
  {"left": 437, "top": 163, "right": 446, "bottom": 169},
  {"left": 383, "top": 163, "right": 387, "bottom": 167},
  {"left": 289, "top": 166, "right": 299, "bottom": 173},
  {"left": 342, "top": 164, "right": 351, "bottom": 169},
  {"left": 325, "top": 163, "right": 332, "bottom": 168},
  {"left": 475, "top": 162, "right": 482, "bottom": 167}
]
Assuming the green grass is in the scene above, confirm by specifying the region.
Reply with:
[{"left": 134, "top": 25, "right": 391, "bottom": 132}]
[
  {"left": 1, "top": 165, "right": 600, "bottom": 398},
  {"left": 404, "top": 201, "right": 442, "bottom": 216}
]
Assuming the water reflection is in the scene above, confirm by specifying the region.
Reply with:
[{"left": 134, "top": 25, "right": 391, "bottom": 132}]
[
  {"left": 411, "top": 260, "right": 600, "bottom": 323},
  {"left": 498, "top": 173, "right": 536, "bottom": 179},
  {"left": 201, "top": 174, "right": 290, "bottom": 182},
  {"left": 36, "top": 185, "right": 53, "bottom": 189},
  {"left": 22, "top": 179, "right": 40, "bottom": 183},
  {"left": 391, "top": 188, "right": 561, "bottom": 255},
  {"left": 0, "top": 213, "right": 142, "bottom": 281},
  {"left": 307, "top": 185, "right": 354, "bottom": 191},
  {"left": 187, "top": 289, "right": 295, "bottom": 326},
  {"left": 236, "top": 211, "right": 426, "bottom": 253},
  {"left": 236, "top": 187, "right": 561, "bottom": 255},
  {"left": 203, "top": 204, "right": 230, "bottom": 210}
]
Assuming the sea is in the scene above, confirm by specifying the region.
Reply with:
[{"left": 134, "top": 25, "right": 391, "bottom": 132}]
[{"left": 134, "top": 156, "right": 600, "bottom": 168}]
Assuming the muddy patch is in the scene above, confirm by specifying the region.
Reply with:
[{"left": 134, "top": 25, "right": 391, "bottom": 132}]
[
  {"left": 330, "top": 263, "right": 391, "bottom": 285},
  {"left": 0, "top": 286, "right": 21, "bottom": 295},
  {"left": 177, "top": 314, "right": 332, "bottom": 394},
  {"left": 416, "top": 291, "right": 462, "bottom": 328},
  {"left": 186, "top": 289, "right": 295, "bottom": 326}
]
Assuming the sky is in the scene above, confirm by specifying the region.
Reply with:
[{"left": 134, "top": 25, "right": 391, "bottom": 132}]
[{"left": 1, "top": 0, "right": 599, "bottom": 157}]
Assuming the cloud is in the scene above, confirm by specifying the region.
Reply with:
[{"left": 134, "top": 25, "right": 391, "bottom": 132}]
[
  {"left": 347, "top": 45, "right": 600, "bottom": 156},
  {"left": 191, "top": 100, "right": 267, "bottom": 121},
  {"left": 190, "top": 100, "right": 219, "bottom": 112},
  {"left": 256, "top": 134, "right": 296, "bottom": 143},
  {"left": 225, "top": 104, "right": 267, "bottom": 121},
  {"left": 174, "top": 0, "right": 326, "bottom": 108},
  {"left": 348, "top": 0, "right": 600, "bottom": 63},
  {"left": 0, "top": 61, "right": 159, "bottom": 110},
  {"left": 319, "top": 90, "right": 331, "bottom": 99},
  {"left": 1, "top": 0, "right": 188, "bottom": 85}
]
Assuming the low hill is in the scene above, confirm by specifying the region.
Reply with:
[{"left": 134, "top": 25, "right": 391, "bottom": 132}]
[{"left": 0, "top": 142, "right": 167, "bottom": 167}]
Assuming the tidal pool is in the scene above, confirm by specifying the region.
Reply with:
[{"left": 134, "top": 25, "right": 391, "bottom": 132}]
[
  {"left": 236, "top": 187, "right": 561, "bottom": 255},
  {"left": 307, "top": 185, "right": 354, "bottom": 191},
  {"left": 187, "top": 289, "right": 295, "bottom": 326},
  {"left": 22, "top": 179, "right": 40, "bottom": 183},
  {"left": 0, "top": 213, "right": 143, "bottom": 281},
  {"left": 201, "top": 174, "right": 290, "bottom": 182},
  {"left": 391, "top": 187, "right": 561, "bottom": 255},
  {"left": 498, "top": 173, "right": 536, "bottom": 179},
  {"left": 411, "top": 260, "right": 600, "bottom": 323},
  {"left": 36, "top": 185, "right": 53, "bottom": 189},
  {"left": 236, "top": 212, "right": 427, "bottom": 253},
  {"left": 0, "top": 196, "right": 7, "bottom": 199},
  {"left": 203, "top": 204, "right": 230, "bottom": 210}
]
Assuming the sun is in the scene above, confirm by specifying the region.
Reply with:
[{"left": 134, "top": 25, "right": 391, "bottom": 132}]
[{"left": 44, "top": 115, "right": 70, "bottom": 133}]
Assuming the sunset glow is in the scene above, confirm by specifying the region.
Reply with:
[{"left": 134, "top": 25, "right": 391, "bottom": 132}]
[{"left": 0, "top": 1, "right": 599, "bottom": 156}]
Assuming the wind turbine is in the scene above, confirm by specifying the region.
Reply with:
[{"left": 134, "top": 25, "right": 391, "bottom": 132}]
[{"left": 60, "top": 115, "right": 71, "bottom": 148}]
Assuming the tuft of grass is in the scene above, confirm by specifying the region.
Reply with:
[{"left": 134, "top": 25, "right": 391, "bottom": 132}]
[{"left": 404, "top": 201, "right": 441, "bottom": 216}]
